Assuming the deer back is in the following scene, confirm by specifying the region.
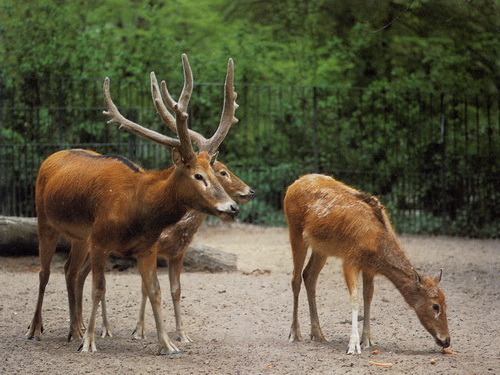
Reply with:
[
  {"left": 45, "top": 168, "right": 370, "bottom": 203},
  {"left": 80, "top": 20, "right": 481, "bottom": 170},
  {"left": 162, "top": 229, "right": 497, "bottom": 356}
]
[{"left": 284, "top": 174, "right": 394, "bottom": 259}]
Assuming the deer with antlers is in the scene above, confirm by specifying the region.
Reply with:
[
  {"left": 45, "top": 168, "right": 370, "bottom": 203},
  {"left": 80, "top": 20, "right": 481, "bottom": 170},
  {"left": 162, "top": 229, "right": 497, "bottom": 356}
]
[
  {"left": 71, "top": 57, "right": 254, "bottom": 345},
  {"left": 25, "top": 54, "right": 241, "bottom": 354},
  {"left": 285, "top": 174, "right": 450, "bottom": 354}
]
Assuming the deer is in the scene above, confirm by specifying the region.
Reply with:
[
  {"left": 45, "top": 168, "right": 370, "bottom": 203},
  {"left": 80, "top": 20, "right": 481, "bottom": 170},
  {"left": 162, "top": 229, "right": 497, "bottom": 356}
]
[
  {"left": 25, "top": 54, "right": 240, "bottom": 355},
  {"left": 71, "top": 58, "right": 254, "bottom": 344},
  {"left": 284, "top": 174, "right": 451, "bottom": 355}
]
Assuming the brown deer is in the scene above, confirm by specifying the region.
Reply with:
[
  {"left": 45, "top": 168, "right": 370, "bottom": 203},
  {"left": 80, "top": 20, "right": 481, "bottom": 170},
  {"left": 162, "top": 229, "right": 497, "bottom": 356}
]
[
  {"left": 25, "top": 54, "right": 239, "bottom": 354},
  {"left": 72, "top": 58, "right": 254, "bottom": 344},
  {"left": 284, "top": 174, "right": 450, "bottom": 354}
]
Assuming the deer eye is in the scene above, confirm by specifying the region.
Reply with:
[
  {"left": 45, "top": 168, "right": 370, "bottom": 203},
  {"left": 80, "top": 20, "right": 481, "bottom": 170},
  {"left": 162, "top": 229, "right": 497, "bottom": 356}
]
[
  {"left": 432, "top": 304, "right": 440, "bottom": 313},
  {"left": 194, "top": 174, "right": 204, "bottom": 181},
  {"left": 220, "top": 171, "right": 228, "bottom": 177}
]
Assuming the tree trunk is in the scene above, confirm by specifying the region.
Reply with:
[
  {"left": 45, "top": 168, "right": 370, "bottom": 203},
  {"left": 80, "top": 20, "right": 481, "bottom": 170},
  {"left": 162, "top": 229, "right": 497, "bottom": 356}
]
[{"left": 0, "top": 216, "right": 71, "bottom": 256}]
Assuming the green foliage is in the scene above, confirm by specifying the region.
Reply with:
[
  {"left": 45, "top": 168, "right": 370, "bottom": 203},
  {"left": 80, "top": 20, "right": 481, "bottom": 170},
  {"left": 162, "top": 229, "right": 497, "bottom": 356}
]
[
  {"left": 0, "top": 0, "right": 497, "bottom": 237},
  {"left": 227, "top": 162, "right": 303, "bottom": 225}
]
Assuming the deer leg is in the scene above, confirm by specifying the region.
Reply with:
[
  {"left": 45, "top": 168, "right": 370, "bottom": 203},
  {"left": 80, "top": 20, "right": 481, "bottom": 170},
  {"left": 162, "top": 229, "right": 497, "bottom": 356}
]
[
  {"left": 79, "top": 249, "right": 108, "bottom": 353},
  {"left": 288, "top": 227, "right": 309, "bottom": 342},
  {"left": 75, "top": 255, "right": 91, "bottom": 332},
  {"left": 65, "top": 240, "right": 89, "bottom": 342},
  {"left": 132, "top": 281, "right": 148, "bottom": 340},
  {"left": 26, "top": 225, "right": 59, "bottom": 340},
  {"left": 303, "top": 251, "right": 328, "bottom": 342},
  {"left": 76, "top": 253, "right": 112, "bottom": 338},
  {"left": 169, "top": 255, "right": 192, "bottom": 343},
  {"left": 361, "top": 271, "right": 376, "bottom": 348},
  {"left": 136, "top": 252, "right": 181, "bottom": 355},
  {"left": 100, "top": 296, "right": 112, "bottom": 338},
  {"left": 343, "top": 263, "right": 361, "bottom": 355}
]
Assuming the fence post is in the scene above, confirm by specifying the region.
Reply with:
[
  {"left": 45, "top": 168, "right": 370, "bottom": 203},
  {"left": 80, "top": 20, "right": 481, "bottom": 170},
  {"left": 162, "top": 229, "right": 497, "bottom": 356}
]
[
  {"left": 312, "top": 86, "right": 319, "bottom": 173},
  {"left": 439, "top": 92, "right": 447, "bottom": 231},
  {"left": 127, "top": 108, "right": 138, "bottom": 160}
]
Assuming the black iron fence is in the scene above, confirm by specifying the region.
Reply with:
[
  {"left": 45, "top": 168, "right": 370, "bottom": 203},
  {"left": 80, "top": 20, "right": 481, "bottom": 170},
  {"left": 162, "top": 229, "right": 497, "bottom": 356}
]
[{"left": 1, "top": 76, "right": 498, "bottom": 237}]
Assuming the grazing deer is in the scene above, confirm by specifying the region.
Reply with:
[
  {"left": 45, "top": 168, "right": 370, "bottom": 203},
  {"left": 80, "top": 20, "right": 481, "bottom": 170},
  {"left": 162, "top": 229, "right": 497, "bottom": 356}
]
[
  {"left": 284, "top": 174, "right": 450, "bottom": 354},
  {"left": 25, "top": 54, "right": 239, "bottom": 354},
  {"left": 73, "top": 58, "right": 254, "bottom": 343}
]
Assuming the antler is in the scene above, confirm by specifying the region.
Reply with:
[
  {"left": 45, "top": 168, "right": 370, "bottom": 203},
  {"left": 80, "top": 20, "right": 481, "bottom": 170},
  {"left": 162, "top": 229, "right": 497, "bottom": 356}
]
[
  {"left": 163, "top": 53, "right": 196, "bottom": 162},
  {"left": 156, "top": 57, "right": 239, "bottom": 154},
  {"left": 207, "top": 57, "right": 239, "bottom": 154},
  {"left": 105, "top": 54, "right": 236, "bottom": 159},
  {"left": 102, "top": 77, "right": 181, "bottom": 149},
  {"left": 151, "top": 72, "right": 206, "bottom": 148}
]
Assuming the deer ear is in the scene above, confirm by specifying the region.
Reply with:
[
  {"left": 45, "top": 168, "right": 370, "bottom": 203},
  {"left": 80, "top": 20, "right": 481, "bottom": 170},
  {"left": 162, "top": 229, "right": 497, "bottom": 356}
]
[
  {"left": 210, "top": 151, "right": 219, "bottom": 165},
  {"left": 433, "top": 268, "right": 443, "bottom": 283},
  {"left": 172, "top": 148, "right": 185, "bottom": 167},
  {"left": 413, "top": 268, "right": 422, "bottom": 285}
]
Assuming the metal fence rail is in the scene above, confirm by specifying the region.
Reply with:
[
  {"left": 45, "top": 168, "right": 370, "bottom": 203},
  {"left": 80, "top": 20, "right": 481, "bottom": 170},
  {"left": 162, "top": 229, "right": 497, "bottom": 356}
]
[{"left": 1, "top": 77, "right": 498, "bottom": 237}]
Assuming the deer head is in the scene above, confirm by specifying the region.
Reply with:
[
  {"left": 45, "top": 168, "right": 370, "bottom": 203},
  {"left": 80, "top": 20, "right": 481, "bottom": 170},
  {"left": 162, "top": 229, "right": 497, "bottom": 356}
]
[
  {"left": 409, "top": 269, "right": 450, "bottom": 348},
  {"left": 103, "top": 54, "right": 239, "bottom": 221}
]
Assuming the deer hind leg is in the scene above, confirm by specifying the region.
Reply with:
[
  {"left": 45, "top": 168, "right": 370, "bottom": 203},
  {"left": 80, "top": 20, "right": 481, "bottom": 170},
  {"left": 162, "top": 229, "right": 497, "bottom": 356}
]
[
  {"left": 75, "top": 256, "right": 91, "bottom": 332},
  {"left": 76, "top": 254, "right": 112, "bottom": 338},
  {"left": 361, "top": 271, "right": 376, "bottom": 348},
  {"left": 137, "top": 252, "right": 181, "bottom": 355},
  {"left": 99, "top": 294, "right": 112, "bottom": 338},
  {"left": 169, "top": 255, "right": 192, "bottom": 343},
  {"left": 303, "top": 251, "right": 328, "bottom": 342},
  {"left": 288, "top": 227, "right": 309, "bottom": 342},
  {"left": 343, "top": 262, "right": 361, "bottom": 355},
  {"left": 26, "top": 225, "right": 59, "bottom": 340},
  {"left": 132, "top": 279, "right": 148, "bottom": 340},
  {"left": 65, "top": 240, "right": 89, "bottom": 342},
  {"left": 79, "top": 249, "right": 108, "bottom": 353}
]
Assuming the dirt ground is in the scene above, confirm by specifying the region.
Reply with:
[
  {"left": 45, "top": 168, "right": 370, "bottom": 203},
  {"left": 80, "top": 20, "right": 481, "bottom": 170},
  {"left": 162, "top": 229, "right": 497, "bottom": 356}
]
[{"left": 0, "top": 223, "right": 498, "bottom": 375}]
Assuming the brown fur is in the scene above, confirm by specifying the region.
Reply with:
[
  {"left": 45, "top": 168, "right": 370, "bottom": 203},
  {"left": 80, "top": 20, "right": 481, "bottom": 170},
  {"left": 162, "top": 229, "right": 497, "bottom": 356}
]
[
  {"left": 73, "top": 159, "right": 254, "bottom": 342},
  {"left": 25, "top": 149, "right": 238, "bottom": 354},
  {"left": 284, "top": 174, "right": 450, "bottom": 354}
]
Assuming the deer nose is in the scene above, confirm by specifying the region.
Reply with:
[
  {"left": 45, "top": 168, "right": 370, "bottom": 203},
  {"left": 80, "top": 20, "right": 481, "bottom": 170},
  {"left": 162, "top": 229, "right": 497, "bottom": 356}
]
[
  {"left": 216, "top": 202, "right": 239, "bottom": 221},
  {"left": 443, "top": 337, "right": 451, "bottom": 348},
  {"left": 230, "top": 204, "right": 239, "bottom": 216},
  {"left": 435, "top": 336, "right": 450, "bottom": 348}
]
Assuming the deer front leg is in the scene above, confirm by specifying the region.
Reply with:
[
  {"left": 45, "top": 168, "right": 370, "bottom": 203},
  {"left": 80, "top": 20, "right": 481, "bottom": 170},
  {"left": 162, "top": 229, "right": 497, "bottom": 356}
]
[
  {"left": 137, "top": 253, "right": 181, "bottom": 355},
  {"left": 343, "top": 263, "right": 361, "bottom": 355},
  {"left": 132, "top": 281, "right": 148, "bottom": 340},
  {"left": 169, "top": 255, "right": 192, "bottom": 343},
  {"left": 361, "top": 271, "right": 376, "bottom": 348}
]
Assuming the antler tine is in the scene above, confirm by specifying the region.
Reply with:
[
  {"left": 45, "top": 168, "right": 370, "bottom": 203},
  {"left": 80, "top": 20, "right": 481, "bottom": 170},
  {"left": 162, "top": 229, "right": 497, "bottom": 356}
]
[
  {"left": 150, "top": 72, "right": 177, "bottom": 134},
  {"left": 102, "top": 77, "right": 180, "bottom": 148},
  {"left": 157, "top": 74, "right": 206, "bottom": 149},
  {"left": 204, "top": 58, "right": 239, "bottom": 154},
  {"left": 160, "top": 54, "right": 196, "bottom": 161}
]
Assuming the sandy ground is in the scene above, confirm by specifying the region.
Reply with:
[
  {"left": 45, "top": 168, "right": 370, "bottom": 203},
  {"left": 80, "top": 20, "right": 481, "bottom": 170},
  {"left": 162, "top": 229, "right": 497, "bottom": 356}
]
[{"left": 0, "top": 223, "right": 498, "bottom": 375}]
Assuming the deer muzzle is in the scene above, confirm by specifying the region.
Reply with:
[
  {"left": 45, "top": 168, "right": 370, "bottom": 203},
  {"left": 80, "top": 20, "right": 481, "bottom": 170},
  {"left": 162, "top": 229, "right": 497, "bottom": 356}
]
[
  {"left": 216, "top": 202, "right": 239, "bottom": 222},
  {"left": 434, "top": 335, "right": 451, "bottom": 348}
]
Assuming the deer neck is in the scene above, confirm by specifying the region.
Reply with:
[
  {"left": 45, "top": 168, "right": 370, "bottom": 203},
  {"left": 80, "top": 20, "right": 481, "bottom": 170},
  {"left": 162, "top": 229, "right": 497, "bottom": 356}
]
[
  {"left": 139, "top": 168, "right": 190, "bottom": 229},
  {"left": 375, "top": 241, "right": 418, "bottom": 307}
]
